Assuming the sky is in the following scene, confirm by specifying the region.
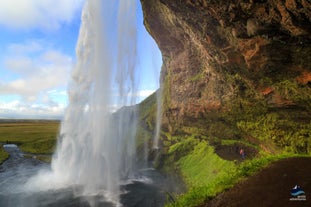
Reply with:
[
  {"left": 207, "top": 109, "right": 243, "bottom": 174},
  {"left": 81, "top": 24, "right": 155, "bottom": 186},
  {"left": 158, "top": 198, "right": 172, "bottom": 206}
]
[{"left": 0, "top": 0, "right": 162, "bottom": 119}]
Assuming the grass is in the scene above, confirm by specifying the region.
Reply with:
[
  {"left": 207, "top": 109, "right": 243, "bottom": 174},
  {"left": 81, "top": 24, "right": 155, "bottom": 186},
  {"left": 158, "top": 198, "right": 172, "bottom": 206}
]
[
  {"left": 166, "top": 139, "right": 235, "bottom": 207},
  {"left": 0, "top": 144, "right": 9, "bottom": 164},
  {"left": 0, "top": 120, "right": 60, "bottom": 163},
  {"left": 164, "top": 137, "right": 302, "bottom": 207},
  {"left": 177, "top": 142, "right": 235, "bottom": 187}
]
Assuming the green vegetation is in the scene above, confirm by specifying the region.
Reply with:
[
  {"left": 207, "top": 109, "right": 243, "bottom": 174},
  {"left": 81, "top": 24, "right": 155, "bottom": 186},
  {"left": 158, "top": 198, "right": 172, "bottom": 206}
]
[
  {"left": 138, "top": 91, "right": 157, "bottom": 131},
  {"left": 164, "top": 136, "right": 300, "bottom": 207},
  {"left": 237, "top": 113, "right": 311, "bottom": 154},
  {"left": 139, "top": 75, "right": 311, "bottom": 206},
  {"left": 163, "top": 138, "right": 236, "bottom": 207},
  {"left": 0, "top": 144, "right": 9, "bottom": 164},
  {"left": 189, "top": 71, "right": 205, "bottom": 82},
  {"left": 0, "top": 120, "right": 60, "bottom": 163},
  {"left": 0, "top": 78, "right": 308, "bottom": 207},
  {"left": 275, "top": 80, "right": 311, "bottom": 110},
  {"left": 220, "top": 139, "right": 257, "bottom": 148},
  {"left": 212, "top": 75, "right": 311, "bottom": 155},
  {"left": 177, "top": 141, "right": 235, "bottom": 187}
]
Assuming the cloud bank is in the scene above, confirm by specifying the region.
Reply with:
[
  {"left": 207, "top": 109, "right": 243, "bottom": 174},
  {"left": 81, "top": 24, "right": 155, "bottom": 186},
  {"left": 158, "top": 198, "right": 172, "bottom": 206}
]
[
  {"left": 1, "top": 40, "right": 72, "bottom": 96},
  {"left": 0, "top": 99, "right": 66, "bottom": 119},
  {"left": 0, "top": 0, "right": 84, "bottom": 30},
  {"left": 0, "top": 40, "right": 71, "bottom": 119}
]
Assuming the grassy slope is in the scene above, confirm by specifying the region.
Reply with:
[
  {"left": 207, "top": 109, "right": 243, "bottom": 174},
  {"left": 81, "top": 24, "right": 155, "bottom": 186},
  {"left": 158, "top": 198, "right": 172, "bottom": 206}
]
[
  {"left": 0, "top": 120, "right": 60, "bottom": 163},
  {"left": 164, "top": 136, "right": 302, "bottom": 207}
]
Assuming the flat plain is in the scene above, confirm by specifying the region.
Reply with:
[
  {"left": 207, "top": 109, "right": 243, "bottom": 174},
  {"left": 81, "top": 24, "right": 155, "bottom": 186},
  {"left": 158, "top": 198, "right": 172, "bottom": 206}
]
[{"left": 0, "top": 120, "right": 60, "bottom": 163}]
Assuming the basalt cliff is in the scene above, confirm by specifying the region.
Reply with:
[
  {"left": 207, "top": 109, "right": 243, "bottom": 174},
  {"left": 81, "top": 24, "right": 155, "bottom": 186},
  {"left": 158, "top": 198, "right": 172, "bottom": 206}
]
[{"left": 140, "top": 0, "right": 311, "bottom": 154}]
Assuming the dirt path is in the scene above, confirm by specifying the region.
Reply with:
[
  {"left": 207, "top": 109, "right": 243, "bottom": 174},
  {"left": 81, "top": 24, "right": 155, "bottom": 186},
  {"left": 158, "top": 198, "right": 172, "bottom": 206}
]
[{"left": 200, "top": 157, "right": 311, "bottom": 207}]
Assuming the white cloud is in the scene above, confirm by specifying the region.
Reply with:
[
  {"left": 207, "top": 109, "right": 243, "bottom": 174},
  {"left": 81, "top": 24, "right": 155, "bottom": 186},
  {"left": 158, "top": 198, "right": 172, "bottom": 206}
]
[
  {"left": 136, "top": 89, "right": 155, "bottom": 98},
  {"left": 0, "top": 40, "right": 71, "bottom": 118},
  {"left": 4, "top": 57, "right": 33, "bottom": 74},
  {"left": 48, "top": 89, "right": 67, "bottom": 96},
  {"left": 8, "top": 41, "right": 43, "bottom": 54},
  {"left": 0, "top": 0, "right": 84, "bottom": 30},
  {"left": 1, "top": 41, "right": 72, "bottom": 97},
  {"left": 128, "top": 89, "right": 156, "bottom": 100},
  {"left": 0, "top": 99, "right": 66, "bottom": 119}
]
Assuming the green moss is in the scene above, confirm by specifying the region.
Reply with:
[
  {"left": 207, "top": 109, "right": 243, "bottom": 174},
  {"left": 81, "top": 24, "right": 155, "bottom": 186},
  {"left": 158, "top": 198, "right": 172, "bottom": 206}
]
[
  {"left": 274, "top": 80, "right": 311, "bottom": 109},
  {"left": 221, "top": 139, "right": 258, "bottom": 149},
  {"left": 166, "top": 148, "right": 297, "bottom": 207},
  {"left": 136, "top": 125, "right": 153, "bottom": 147},
  {"left": 138, "top": 91, "right": 157, "bottom": 120},
  {"left": 164, "top": 139, "right": 236, "bottom": 207},
  {"left": 188, "top": 71, "right": 205, "bottom": 82},
  {"left": 177, "top": 141, "right": 235, "bottom": 187},
  {"left": 169, "top": 137, "right": 199, "bottom": 157},
  {"left": 214, "top": 76, "right": 311, "bottom": 155},
  {"left": 237, "top": 113, "right": 311, "bottom": 154},
  {"left": 158, "top": 67, "right": 310, "bottom": 205},
  {"left": 208, "top": 122, "right": 238, "bottom": 140},
  {"left": 182, "top": 126, "right": 204, "bottom": 136}
]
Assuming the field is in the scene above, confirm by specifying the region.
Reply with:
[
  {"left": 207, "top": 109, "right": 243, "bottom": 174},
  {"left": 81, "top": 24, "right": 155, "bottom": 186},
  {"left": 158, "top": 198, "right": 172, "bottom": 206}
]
[{"left": 0, "top": 120, "right": 60, "bottom": 163}]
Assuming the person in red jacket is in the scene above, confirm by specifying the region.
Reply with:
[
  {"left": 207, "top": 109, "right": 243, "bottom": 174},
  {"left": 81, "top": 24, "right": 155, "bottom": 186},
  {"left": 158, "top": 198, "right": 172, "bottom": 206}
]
[{"left": 240, "top": 148, "right": 245, "bottom": 159}]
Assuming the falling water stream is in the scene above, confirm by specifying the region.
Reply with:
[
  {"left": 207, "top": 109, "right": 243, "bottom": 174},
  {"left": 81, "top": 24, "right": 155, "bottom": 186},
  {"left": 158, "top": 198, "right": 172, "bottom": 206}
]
[
  {"left": 49, "top": 0, "right": 139, "bottom": 200},
  {"left": 0, "top": 0, "right": 182, "bottom": 206},
  {"left": 153, "top": 89, "right": 163, "bottom": 150}
]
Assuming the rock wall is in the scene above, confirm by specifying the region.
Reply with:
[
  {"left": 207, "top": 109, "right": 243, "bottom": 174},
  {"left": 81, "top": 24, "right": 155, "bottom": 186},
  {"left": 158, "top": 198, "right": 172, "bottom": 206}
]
[{"left": 140, "top": 0, "right": 311, "bottom": 144}]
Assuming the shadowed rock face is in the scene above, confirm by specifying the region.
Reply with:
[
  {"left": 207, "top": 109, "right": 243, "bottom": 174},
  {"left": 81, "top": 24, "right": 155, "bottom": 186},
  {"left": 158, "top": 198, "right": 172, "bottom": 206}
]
[{"left": 140, "top": 0, "right": 311, "bottom": 133}]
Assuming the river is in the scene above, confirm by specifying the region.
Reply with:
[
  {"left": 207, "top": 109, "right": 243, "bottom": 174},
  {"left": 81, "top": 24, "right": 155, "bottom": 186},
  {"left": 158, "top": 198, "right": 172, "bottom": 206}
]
[{"left": 0, "top": 144, "right": 181, "bottom": 207}]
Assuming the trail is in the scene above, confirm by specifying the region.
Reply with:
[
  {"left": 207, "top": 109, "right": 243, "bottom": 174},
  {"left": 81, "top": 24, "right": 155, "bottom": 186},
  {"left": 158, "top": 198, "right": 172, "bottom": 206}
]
[{"left": 201, "top": 157, "right": 311, "bottom": 207}]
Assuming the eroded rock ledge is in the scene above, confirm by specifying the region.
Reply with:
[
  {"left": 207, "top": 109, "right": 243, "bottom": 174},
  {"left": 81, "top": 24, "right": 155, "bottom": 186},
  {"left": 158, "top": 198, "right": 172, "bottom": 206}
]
[{"left": 141, "top": 0, "right": 311, "bottom": 137}]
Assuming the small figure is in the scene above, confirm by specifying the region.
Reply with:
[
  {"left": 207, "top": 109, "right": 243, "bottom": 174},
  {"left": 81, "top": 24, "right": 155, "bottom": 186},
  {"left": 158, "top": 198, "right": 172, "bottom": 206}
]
[{"left": 240, "top": 148, "right": 245, "bottom": 159}]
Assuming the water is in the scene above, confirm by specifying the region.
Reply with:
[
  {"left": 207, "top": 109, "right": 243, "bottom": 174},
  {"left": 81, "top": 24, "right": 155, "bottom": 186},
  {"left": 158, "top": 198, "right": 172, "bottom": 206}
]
[
  {"left": 0, "top": 144, "right": 181, "bottom": 207},
  {"left": 0, "top": 0, "right": 174, "bottom": 206},
  {"left": 39, "top": 0, "right": 139, "bottom": 204},
  {"left": 153, "top": 89, "right": 163, "bottom": 149}
]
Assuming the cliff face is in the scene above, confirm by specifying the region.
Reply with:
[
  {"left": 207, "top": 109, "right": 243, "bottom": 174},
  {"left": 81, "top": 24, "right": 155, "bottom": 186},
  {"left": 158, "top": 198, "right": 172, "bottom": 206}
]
[{"left": 140, "top": 0, "right": 311, "bottom": 153}]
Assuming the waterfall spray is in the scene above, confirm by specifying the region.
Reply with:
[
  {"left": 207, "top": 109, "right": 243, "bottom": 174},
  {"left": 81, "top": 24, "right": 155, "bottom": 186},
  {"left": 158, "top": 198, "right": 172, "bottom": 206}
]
[
  {"left": 47, "top": 0, "right": 138, "bottom": 203},
  {"left": 153, "top": 88, "right": 163, "bottom": 149}
]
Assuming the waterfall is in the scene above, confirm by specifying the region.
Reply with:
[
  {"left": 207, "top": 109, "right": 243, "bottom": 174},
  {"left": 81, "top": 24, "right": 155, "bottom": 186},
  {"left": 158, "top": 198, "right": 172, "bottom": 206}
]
[
  {"left": 48, "top": 0, "right": 138, "bottom": 204},
  {"left": 153, "top": 88, "right": 163, "bottom": 149}
]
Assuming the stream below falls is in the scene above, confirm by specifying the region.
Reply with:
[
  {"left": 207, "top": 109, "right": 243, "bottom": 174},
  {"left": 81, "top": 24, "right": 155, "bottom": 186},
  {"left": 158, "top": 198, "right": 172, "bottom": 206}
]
[{"left": 0, "top": 144, "right": 181, "bottom": 207}]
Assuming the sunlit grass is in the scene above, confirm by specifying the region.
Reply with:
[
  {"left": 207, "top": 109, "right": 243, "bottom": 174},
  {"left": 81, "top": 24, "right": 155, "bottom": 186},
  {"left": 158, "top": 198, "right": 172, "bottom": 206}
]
[
  {"left": 165, "top": 138, "right": 301, "bottom": 207},
  {"left": 177, "top": 142, "right": 235, "bottom": 187},
  {"left": 0, "top": 120, "right": 60, "bottom": 163},
  {"left": 166, "top": 140, "right": 235, "bottom": 207}
]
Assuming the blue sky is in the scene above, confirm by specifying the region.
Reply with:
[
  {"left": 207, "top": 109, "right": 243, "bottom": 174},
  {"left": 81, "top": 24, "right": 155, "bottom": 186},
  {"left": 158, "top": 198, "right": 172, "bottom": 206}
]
[{"left": 0, "top": 0, "right": 161, "bottom": 119}]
